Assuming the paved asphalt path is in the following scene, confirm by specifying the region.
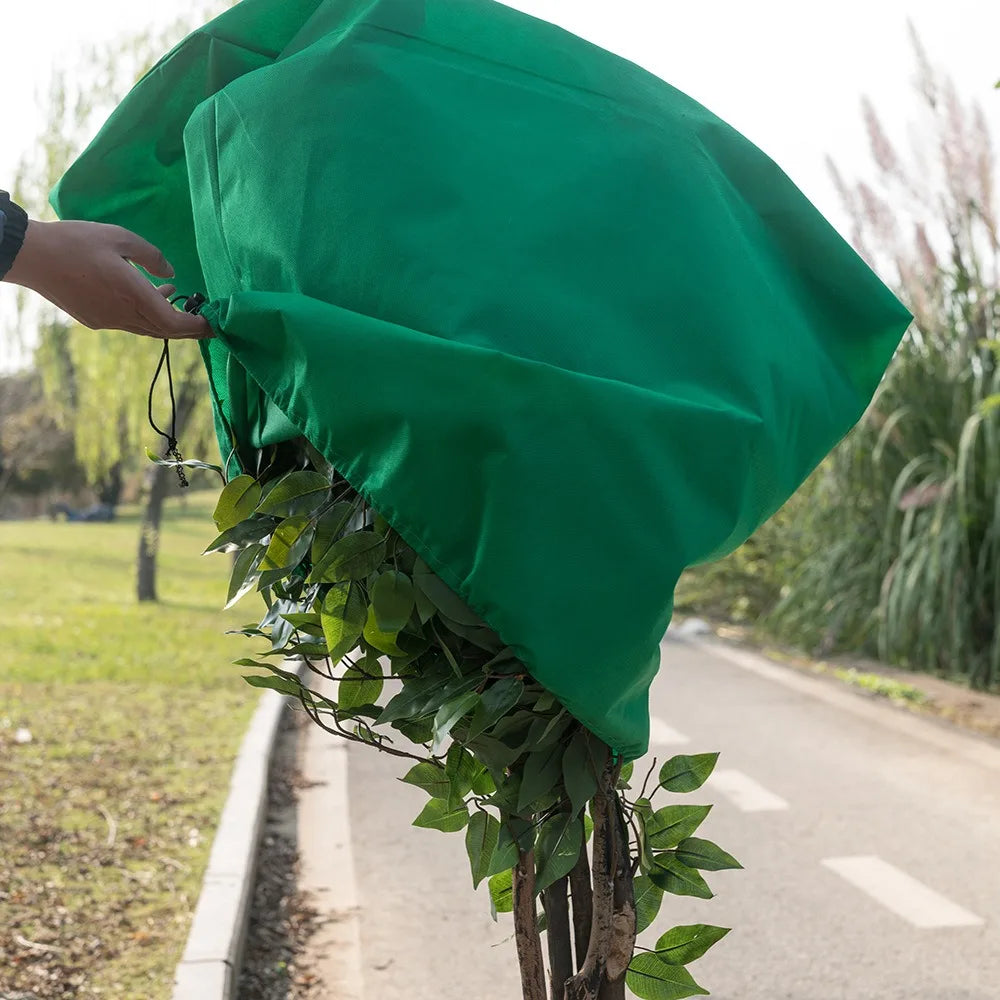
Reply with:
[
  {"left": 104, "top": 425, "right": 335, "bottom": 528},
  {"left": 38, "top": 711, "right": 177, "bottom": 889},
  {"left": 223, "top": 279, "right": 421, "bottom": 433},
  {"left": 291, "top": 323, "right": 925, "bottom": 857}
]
[{"left": 344, "top": 636, "right": 1000, "bottom": 999}]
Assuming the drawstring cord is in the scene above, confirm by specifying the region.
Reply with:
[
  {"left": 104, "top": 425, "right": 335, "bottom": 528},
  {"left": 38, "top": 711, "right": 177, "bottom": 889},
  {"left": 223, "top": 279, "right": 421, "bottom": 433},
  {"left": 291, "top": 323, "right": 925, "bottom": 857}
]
[{"left": 147, "top": 293, "right": 207, "bottom": 489}]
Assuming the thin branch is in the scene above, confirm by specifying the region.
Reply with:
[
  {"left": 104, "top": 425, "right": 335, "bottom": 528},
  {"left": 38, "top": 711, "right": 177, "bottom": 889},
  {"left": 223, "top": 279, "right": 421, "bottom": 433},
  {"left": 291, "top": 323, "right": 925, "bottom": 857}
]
[
  {"left": 297, "top": 689, "right": 433, "bottom": 765},
  {"left": 637, "top": 757, "right": 659, "bottom": 802}
]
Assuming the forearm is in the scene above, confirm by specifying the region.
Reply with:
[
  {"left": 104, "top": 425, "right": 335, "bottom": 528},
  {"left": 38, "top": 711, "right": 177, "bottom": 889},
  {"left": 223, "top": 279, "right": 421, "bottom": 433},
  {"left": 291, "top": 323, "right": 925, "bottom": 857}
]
[{"left": 0, "top": 191, "right": 29, "bottom": 281}]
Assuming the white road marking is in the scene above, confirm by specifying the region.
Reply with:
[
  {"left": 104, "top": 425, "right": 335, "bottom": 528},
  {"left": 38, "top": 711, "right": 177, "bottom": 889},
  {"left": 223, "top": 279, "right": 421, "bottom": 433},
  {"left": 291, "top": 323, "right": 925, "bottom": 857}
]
[
  {"left": 648, "top": 717, "right": 690, "bottom": 745},
  {"left": 706, "top": 769, "right": 789, "bottom": 812},
  {"left": 821, "top": 856, "right": 984, "bottom": 928}
]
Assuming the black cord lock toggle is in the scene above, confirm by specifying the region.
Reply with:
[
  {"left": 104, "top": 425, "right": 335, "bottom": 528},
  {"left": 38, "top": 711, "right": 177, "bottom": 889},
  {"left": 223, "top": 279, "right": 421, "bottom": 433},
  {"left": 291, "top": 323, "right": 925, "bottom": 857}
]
[
  {"left": 146, "top": 291, "right": 210, "bottom": 489},
  {"left": 183, "top": 292, "right": 207, "bottom": 314}
]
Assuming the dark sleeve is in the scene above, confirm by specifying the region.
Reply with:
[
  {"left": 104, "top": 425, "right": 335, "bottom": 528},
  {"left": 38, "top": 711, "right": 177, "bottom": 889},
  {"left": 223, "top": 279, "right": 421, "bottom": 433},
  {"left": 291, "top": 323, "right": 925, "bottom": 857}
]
[{"left": 0, "top": 192, "right": 29, "bottom": 280}]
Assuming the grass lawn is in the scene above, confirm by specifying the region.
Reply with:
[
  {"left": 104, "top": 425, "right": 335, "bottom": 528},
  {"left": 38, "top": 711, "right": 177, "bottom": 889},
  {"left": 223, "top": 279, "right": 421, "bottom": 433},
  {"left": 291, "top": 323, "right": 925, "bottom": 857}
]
[{"left": 0, "top": 493, "right": 265, "bottom": 999}]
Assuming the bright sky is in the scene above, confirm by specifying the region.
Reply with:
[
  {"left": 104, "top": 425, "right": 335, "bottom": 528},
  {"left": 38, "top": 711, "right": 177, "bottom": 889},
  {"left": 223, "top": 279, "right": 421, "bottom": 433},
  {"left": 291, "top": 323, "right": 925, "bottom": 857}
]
[{"left": 2, "top": 0, "right": 998, "bottom": 370}]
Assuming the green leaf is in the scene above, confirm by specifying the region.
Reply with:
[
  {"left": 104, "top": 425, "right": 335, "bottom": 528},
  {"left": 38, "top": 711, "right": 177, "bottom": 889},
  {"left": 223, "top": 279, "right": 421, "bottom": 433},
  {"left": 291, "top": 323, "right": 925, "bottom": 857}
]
[
  {"left": 674, "top": 838, "right": 742, "bottom": 872},
  {"left": 633, "top": 875, "right": 664, "bottom": 934},
  {"left": 300, "top": 439, "right": 333, "bottom": 477},
  {"left": 534, "top": 814, "right": 583, "bottom": 894},
  {"left": 488, "top": 869, "right": 514, "bottom": 918},
  {"left": 654, "top": 924, "right": 731, "bottom": 966},
  {"left": 529, "top": 710, "right": 571, "bottom": 750},
  {"left": 371, "top": 570, "right": 415, "bottom": 633},
  {"left": 467, "top": 676, "right": 524, "bottom": 739},
  {"left": 466, "top": 811, "right": 501, "bottom": 888},
  {"left": 619, "top": 760, "right": 634, "bottom": 787},
  {"left": 401, "top": 761, "right": 450, "bottom": 800},
  {"left": 646, "top": 805, "right": 712, "bottom": 850},
  {"left": 280, "top": 612, "right": 324, "bottom": 637},
  {"left": 413, "top": 558, "right": 481, "bottom": 625},
  {"left": 412, "top": 797, "right": 469, "bottom": 833},
  {"left": 280, "top": 641, "right": 329, "bottom": 658},
  {"left": 377, "top": 668, "right": 476, "bottom": 726},
  {"left": 431, "top": 620, "right": 463, "bottom": 679},
  {"left": 517, "top": 742, "right": 565, "bottom": 813},
  {"left": 445, "top": 744, "right": 479, "bottom": 801},
  {"left": 203, "top": 517, "right": 274, "bottom": 553},
  {"left": 394, "top": 629, "right": 431, "bottom": 660},
  {"left": 313, "top": 531, "right": 386, "bottom": 583},
  {"left": 310, "top": 502, "right": 355, "bottom": 567},
  {"left": 213, "top": 475, "right": 262, "bottom": 532},
  {"left": 338, "top": 661, "right": 384, "bottom": 712},
  {"left": 362, "top": 606, "right": 407, "bottom": 657},
  {"left": 436, "top": 615, "right": 504, "bottom": 654},
  {"left": 225, "top": 543, "right": 266, "bottom": 609},
  {"left": 413, "top": 583, "right": 436, "bottom": 624},
  {"left": 256, "top": 470, "right": 331, "bottom": 517},
  {"left": 393, "top": 718, "right": 435, "bottom": 745},
  {"left": 648, "top": 855, "right": 714, "bottom": 899},
  {"left": 432, "top": 691, "right": 481, "bottom": 755},
  {"left": 244, "top": 673, "right": 303, "bottom": 698},
  {"left": 659, "top": 753, "right": 719, "bottom": 794},
  {"left": 534, "top": 692, "right": 557, "bottom": 713},
  {"left": 508, "top": 815, "right": 537, "bottom": 853},
  {"left": 261, "top": 515, "right": 315, "bottom": 573},
  {"left": 562, "top": 729, "right": 601, "bottom": 818},
  {"left": 266, "top": 598, "right": 298, "bottom": 651},
  {"left": 625, "top": 953, "right": 709, "bottom": 999},
  {"left": 471, "top": 764, "right": 496, "bottom": 796},
  {"left": 487, "top": 823, "right": 521, "bottom": 877},
  {"left": 320, "top": 581, "right": 367, "bottom": 661}
]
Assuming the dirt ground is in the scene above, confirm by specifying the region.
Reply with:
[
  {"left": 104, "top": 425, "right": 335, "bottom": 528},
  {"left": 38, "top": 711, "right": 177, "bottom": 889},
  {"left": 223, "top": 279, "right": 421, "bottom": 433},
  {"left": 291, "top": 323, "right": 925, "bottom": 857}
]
[{"left": 238, "top": 712, "right": 322, "bottom": 1000}]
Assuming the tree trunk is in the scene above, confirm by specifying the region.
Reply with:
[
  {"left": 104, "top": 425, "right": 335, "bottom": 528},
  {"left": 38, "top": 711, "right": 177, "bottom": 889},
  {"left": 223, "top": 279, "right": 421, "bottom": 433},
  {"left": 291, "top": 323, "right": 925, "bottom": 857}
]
[
  {"left": 569, "top": 841, "right": 594, "bottom": 970},
  {"left": 597, "top": 800, "right": 636, "bottom": 1000},
  {"left": 136, "top": 462, "right": 170, "bottom": 602},
  {"left": 542, "top": 876, "right": 573, "bottom": 1000},
  {"left": 513, "top": 848, "right": 548, "bottom": 1000},
  {"left": 565, "top": 759, "right": 621, "bottom": 1000}
]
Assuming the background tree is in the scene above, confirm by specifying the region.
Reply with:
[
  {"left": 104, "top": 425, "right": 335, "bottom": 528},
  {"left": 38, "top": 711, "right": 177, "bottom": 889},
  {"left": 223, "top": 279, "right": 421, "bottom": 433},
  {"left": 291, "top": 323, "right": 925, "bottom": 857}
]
[
  {"left": 13, "top": 7, "right": 232, "bottom": 599},
  {"left": 0, "top": 369, "right": 87, "bottom": 508}
]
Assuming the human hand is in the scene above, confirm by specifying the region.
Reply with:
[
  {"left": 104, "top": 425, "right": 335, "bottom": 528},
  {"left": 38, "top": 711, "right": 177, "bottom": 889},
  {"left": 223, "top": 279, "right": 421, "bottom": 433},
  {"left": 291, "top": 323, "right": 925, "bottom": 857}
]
[{"left": 4, "top": 219, "right": 212, "bottom": 340}]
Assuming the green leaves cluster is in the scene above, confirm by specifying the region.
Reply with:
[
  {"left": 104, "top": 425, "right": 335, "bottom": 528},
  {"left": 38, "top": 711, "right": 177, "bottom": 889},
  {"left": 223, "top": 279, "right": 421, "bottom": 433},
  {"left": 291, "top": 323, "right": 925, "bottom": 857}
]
[
  {"left": 622, "top": 752, "right": 739, "bottom": 999},
  {"left": 626, "top": 924, "right": 730, "bottom": 1000},
  {"left": 205, "top": 438, "right": 738, "bottom": 1000},
  {"left": 207, "top": 447, "right": 611, "bottom": 877}
]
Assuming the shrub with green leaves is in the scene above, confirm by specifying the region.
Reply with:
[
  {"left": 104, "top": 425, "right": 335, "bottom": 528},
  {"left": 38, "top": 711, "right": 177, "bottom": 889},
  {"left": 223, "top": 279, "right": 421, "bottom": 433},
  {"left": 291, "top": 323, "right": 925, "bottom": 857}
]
[{"left": 196, "top": 439, "right": 739, "bottom": 1000}]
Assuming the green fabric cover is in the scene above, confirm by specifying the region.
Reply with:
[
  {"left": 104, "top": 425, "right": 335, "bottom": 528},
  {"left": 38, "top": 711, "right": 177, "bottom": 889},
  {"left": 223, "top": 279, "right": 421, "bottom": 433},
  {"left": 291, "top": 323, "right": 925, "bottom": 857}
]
[{"left": 52, "top": 0, "right": 910, "bottom": 758}]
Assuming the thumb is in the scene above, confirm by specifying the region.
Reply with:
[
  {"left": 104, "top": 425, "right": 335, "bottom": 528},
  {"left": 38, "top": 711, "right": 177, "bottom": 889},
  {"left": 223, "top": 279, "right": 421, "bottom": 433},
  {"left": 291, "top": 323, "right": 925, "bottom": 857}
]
[{"left": 115, "top": 227, "right": 175, "bottom": 279}]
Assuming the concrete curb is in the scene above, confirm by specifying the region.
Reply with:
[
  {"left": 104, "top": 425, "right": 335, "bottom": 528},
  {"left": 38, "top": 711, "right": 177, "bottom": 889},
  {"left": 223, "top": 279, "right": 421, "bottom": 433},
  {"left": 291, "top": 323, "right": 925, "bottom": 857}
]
[{"left": 171, "top": 666, "right": 303, "bottom": 1000}]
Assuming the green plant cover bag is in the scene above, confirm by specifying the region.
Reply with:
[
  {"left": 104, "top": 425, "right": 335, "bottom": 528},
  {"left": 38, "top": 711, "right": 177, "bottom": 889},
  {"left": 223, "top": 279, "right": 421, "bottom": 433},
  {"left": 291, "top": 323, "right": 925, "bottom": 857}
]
[{"left": 52, "top": 0, "right": 910, "bottom": 758}]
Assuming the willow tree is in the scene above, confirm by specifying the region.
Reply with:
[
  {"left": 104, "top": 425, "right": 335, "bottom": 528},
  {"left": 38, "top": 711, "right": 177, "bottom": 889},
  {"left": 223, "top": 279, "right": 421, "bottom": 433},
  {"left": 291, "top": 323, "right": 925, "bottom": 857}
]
[{"left": 15, "top": 8, "right": 231, "bottom": 599}]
